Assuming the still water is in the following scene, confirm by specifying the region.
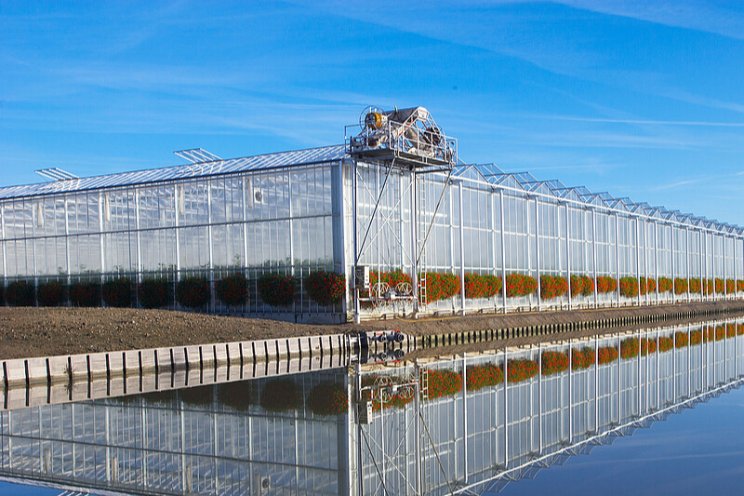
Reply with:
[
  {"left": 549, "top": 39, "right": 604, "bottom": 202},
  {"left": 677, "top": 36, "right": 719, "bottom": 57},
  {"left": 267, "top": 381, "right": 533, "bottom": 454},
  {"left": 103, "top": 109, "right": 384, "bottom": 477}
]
[{"left": 2, "top": 317, "right": 744, "bottom": 495}]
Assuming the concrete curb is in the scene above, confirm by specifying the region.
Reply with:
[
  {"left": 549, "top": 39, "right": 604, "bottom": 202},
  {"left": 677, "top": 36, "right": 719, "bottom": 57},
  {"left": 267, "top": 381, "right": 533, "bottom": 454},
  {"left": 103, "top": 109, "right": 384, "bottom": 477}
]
[{"left": 1, "top": 333, "right": 352, "bottom": 388}]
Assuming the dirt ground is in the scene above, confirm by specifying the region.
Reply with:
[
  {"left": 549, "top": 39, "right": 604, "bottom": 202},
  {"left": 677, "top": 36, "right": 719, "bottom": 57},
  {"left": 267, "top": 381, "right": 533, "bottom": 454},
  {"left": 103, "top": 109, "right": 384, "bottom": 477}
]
[{"left": 0, "top": 301, "right": 742, "bottom": 360}]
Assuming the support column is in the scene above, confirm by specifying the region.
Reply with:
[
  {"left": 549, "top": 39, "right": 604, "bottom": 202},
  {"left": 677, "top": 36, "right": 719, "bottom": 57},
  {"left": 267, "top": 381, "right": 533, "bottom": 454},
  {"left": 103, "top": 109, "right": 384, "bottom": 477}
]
[
  {"left": 635, "top": 217, "right": 641, "bottom": 306},
  {"left": 686, "top": 227, "right": 691, "bottom": 303},
  {"left": 411, "top": 173, "right": 419, "bottom": 315},
  {"left": 134, "top": 189, "right": 142, "bottom": 305},
  {"left": 0, "top": 205, "right": 6, "bottom": 286},
  {"left": 352, "top": 164, "right": 361, "bottom": 323},
  {"left": 491, "top": 192, "right": 498, "bottom": 310},
  {"left": 655, "top": 221, "right": 660, "bottom": 304},
  {"left": 535, "top": 197, "right": 542, "bottom": 310},
  {"left": 671, "top": 225, "right": 676, "bottom": 304},
  {"left": 700, "top": 230, "right": 705, "bottom": 302},
  {"left": 462, "top": 354, "right": 468, "bottom": 482},
  {"left": 175, "top": 184, "right": 181, "bottom": 281},
  {"left": 615, "top": 213, "right": 620, "bottom": 306},
  {"left": 565, "top": 203, "right": 572, "bottom": 309},
  {"left": 592, "top": 208, "right": 598, "bottom": 308},
  {"left": 98, "top": 192, "right": 106, "bottom": 294},
  {"left": 503, "top": 347, "right": 509, "bottom": 467},
  {"left": 499, "top": 190, "right": 507, "bottom": 312},
  {"left": 206, "top": 180, "right": 215, "bottom": 311},
  {"left": 63, "top": 196, "right": 72, "bottom": 286},
  {"left": 458, "top": 181, "right": 466, "bottom": 315}
]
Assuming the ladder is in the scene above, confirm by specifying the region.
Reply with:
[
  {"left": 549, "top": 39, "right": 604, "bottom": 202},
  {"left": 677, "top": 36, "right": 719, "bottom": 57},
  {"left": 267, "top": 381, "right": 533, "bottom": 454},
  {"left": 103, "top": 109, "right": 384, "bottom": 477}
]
[
  {"left": 419, "top": 367, "right": 429, "bottom": 401},
  {"left": 417, "top": 174, "right": 428, "bottom": 307}
]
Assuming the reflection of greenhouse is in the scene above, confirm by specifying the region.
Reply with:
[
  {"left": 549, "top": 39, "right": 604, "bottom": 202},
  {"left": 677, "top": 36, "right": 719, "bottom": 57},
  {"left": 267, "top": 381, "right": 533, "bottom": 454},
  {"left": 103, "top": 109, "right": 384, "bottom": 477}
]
[
  {"left": 1, "top": 319, "right": 743, "bottom": 495},
  {"left": 0, "top": 107, "right": 741, "bottom": 321},
  {"left": 0, "top": 370, "right": 352, "bottom": 495},
  {"left": 355, "top": 318, "right": 744, "bottom": 495}
]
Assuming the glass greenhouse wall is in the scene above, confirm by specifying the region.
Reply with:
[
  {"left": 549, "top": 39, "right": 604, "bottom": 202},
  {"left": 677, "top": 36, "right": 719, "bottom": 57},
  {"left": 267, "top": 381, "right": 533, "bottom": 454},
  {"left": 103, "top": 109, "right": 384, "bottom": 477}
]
[
  {"left": 352, "top": 160, "right": 744, "bottom": 319},
  {"left": 0, "top": 144, "right": 742, "bottom": 322}
]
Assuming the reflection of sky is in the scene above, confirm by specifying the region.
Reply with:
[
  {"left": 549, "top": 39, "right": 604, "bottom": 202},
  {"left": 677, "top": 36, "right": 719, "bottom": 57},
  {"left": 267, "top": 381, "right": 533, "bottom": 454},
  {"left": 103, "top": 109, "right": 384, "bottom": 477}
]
[
  {"left": 0, "top": 481, "right": 60, "bottom": 495},
  {"left": 495, "top": 384, "right": 744, "bottom": 496}
]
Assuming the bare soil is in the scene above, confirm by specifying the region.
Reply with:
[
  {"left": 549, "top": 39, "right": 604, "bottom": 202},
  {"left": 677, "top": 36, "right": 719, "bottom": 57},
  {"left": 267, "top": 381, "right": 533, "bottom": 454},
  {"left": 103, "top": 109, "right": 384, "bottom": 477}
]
[{"left": 0, "top": 301, "right": 742, "bottom": 360}]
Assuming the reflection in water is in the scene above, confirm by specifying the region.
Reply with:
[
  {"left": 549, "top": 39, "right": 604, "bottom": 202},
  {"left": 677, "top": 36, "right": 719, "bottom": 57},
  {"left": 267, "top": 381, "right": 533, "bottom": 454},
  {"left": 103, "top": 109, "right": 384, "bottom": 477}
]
[{"left": 1, "top": 319, "right": 744, "bottom": 495}]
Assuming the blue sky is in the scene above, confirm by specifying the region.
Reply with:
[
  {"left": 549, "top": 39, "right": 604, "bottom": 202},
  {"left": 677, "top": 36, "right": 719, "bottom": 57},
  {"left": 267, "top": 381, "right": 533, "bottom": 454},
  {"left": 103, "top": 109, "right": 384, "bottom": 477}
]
[{"left": 2, "top": 1, "right": 744, "bottom": 223}]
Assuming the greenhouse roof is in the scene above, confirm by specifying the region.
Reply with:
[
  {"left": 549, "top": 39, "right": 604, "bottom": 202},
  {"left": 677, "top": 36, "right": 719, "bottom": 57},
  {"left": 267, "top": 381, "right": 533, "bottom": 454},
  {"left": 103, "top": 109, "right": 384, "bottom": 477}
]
[
  {"left": 0, "top": 142, "right": 740, "bottom": 233},
  {"left": 0, "top": 144, "right": 347, "bottom": 201}
]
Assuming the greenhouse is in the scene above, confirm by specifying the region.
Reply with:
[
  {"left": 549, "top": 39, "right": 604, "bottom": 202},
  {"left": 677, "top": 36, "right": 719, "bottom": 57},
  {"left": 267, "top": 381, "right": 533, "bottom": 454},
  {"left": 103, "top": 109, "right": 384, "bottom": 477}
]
[{"left": 0, "top": 107, "right": 742, "bottom": 322}]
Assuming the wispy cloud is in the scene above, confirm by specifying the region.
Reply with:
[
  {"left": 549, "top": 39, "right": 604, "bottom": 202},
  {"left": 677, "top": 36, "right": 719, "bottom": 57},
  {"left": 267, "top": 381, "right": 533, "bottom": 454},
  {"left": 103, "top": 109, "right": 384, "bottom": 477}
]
[
  {"left": 551, "top": 0, "right": 744, "bottom": 40},
  {"left": 541, "top": 115, "right": 744, "bottom": 128}
]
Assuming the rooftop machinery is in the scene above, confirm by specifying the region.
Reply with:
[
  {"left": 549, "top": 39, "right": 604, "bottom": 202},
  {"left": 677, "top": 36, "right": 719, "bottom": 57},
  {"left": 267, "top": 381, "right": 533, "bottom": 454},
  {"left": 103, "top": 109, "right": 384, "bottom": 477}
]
[{"left": 346, "top": 106, "right": 459, "bottom": 323}]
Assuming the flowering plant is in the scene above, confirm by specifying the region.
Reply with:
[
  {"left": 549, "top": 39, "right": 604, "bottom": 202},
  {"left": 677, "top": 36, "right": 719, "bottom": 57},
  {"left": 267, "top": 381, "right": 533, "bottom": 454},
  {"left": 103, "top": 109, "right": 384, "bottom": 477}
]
[
  {"left": 726, "top": 279, "right": 736, "bottom": 293},
  {"left": 428, "top": 369, "right": 463, "bottom": 398},
  {"left": 307, "top": 382, "right": 348, "bottom": 416},
  {"left": 571, "top": 347, "right": 595, "bottom": 369},
  {"left": 370, "top": 269, "right": 411, "bottom": 291},
  {"left": 640, "top": 277, "right": 656, "bottom": 295},
  {"left": 506, "top": 273, "right": 537, "bottom": 297},
  {"left": 738, "top": 280, "right": 744, "bottom": 293},
  {"left": 37, "top": 280, "right": 65, "bottom": 306},
  {"left": 176, "top": 276, "right": 210, "bottom": 308},
  {"left": 258, "top": 273, "right": 296, "bottom": 306},
  {"left": 570, "top": 275, "right": 594, "bottom": 297},
  {"left": 689, "top": 278, "right": 702, "bottom": 294},
  {"left": 69, "top": 281, "right": 101, "bottom": 307},
  {"left": 216, "top": 273, "right": 248, "bottom": 306},
  {"left": 466, "top": 364, "right": 503, "bottom": 391},
  {"left": 657, "top": 277, "right": 673, "bottom": 293},
  {"left": 305, "top": 270, "right": 345, "bottom": 306},
  {"left": 596, "top": 275, "right": 617, "bottom": 294},
  {"left": 715, "top": 278, "right": 725, "bottom": 293},
  {"left": 640, "top": 338, "right": 657, "bottom": 355},
  {"left": 598, "top": 346, "right": 619, "bottom": 364},
  {"left": 260, "top": 379, "right": 302, "bottom": 412},
  {"left": 5, "top": 280, "right": 35, "bottom": 306},
  {"left": 727, "top": 323, "right": 736, "bottom": 338},
  {"left": 139, "top": 278, "right": 172, "bottom": 308},
  {"left": 541, "top": 351, "right": 569, "bottom": 375},
  {"left": 464, "top": 273, "right": 502, "bottom": 299},
  {"left": 674, "top": 278, "right": 688, "bottom": 295},
  {"left": 102, "top": 277, "right": 133, "bottom": 308},
  {"left": 540, "top": 275, "right": 568, "bottom": 300},
  {"left": 658, "top": 336, "right": 674, "bottom": 352},
  {"left": 425, "top": 272, "right": 461, "bottom": 301},
  {"left": 620, "top": 337, "right": 639, "bottom": 359},
  {"left": 506, "top": 358, "right": 539, "bottom": 383},
  {"left": 619, "top": 277, "right": 639, "bottom": 298},
  {"left": 675, "top": 331, "right": 689, "bottom": 348}
]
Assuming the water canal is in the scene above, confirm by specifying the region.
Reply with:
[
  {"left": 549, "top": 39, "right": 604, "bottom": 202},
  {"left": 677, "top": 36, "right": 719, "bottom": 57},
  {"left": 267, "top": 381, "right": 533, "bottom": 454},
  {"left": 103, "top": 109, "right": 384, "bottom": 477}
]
[{"left": 2, "top": 316, "right": 744, "bottom": 495}]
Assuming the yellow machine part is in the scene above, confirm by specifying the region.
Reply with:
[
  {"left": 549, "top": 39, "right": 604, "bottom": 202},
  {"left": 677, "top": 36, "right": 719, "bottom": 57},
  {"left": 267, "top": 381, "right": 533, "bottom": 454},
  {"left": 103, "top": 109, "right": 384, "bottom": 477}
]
[{"left": 366, "top": 111, "right": 384, "bottom": 129}]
